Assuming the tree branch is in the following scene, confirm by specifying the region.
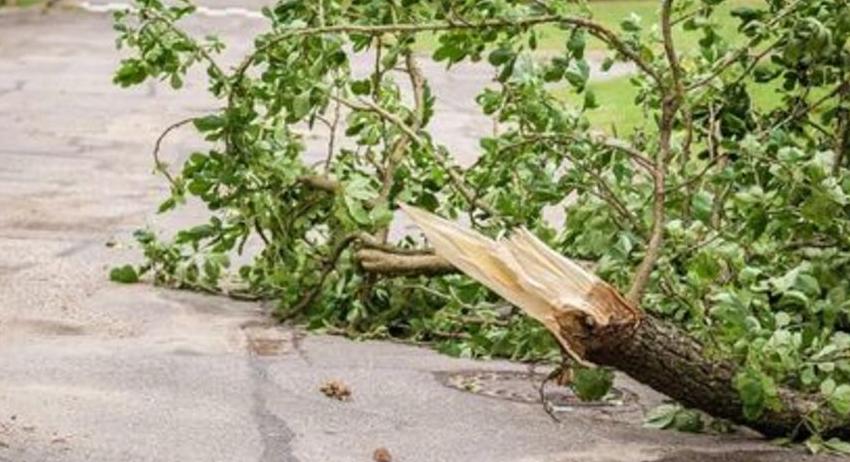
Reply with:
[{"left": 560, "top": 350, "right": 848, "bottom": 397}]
[
  {"left": 356, "top": 248, "right": 456, "bottom": 276},
  {"left": 686, "top": 0, "right": 804, "bottom": 91},
  {"left": 233, "top": 14, "right": 660, "bottom": 88},
  {"left": 298, "top": 174, "right": 339, "bottom": 193},
  {"left": 152, "top": 117, "right": 196, "bottom": 188},
  {"left": 374, "top": 52, "right": 427, "bottom": 241},
  {"left": 626, "top": 45, "right": 681, "bottom": 303},
  {"left": 333, "top": 95, "right": 498, "bottom": 217}
]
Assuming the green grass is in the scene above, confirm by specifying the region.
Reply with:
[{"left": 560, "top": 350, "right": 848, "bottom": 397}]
[
  {"left": 413, "top": 0, "right": 795, "bottom": 135},
  {"left": 0, "top": 0, "right": 44, "bottom": 7},
  {"left": 562, "top": 76, "right": 829, "bottom": 136},
  {"left": 563, "top": 76, "right": 777, "bottom": 135},
  {"left": 538, "top": 0, "right": 761, "bottom": 52},
  {"left": 565, "top": 77, "right": 645, "bottom": 135},
  {"left": 416, "top": 0, "right": 762, "bottom": 54}
]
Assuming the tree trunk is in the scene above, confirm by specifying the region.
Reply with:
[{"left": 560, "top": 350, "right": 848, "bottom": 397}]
[
  {"left": 392, "top": 204, "right": 850, "bottom": 440},
  {"left": 584, "top": 315, "right": 847, "bottom": 439}
]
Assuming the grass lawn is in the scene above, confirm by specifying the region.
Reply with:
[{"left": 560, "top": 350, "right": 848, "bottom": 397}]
[
  {"left": 537, "top": 0, "right": 761, "bottom": 52},
  {"left": 416, "top": 0, "right": 781, "bottom": 135},
  {"left": 565, "top": 76, "right": 645, "bottom": 135},
  {"left": 0, "top": 0, "right": 43, "bottom": 6},
  {"left": 562, "top": 76, "right": 828, "bottom": 136},
  {"left": 416, "top": 0, "right": 762, "bottom": 53}
]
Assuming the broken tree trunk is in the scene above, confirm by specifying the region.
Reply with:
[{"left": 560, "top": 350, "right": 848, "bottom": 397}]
[{"left": 397, "top": 204, "right": 849, "bottom": 439}]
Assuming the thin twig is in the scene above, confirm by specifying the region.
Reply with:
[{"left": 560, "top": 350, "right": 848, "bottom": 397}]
[
  {"left": 152, "top": 117, "right": 196, "bottom": 187},
  {"left": 374, "top": 52, "right": 426, "bottom": 241},
  {"left": 833, "top": 81, "right": 850, "bottom": 176},
  {"left": 322, "top": 82, "right": 342, "bottom": 173}
]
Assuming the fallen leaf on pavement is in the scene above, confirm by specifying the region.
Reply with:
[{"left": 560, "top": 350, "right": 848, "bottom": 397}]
[
  {"left": 320, "top": 379, "right": 351, "bottom": 401},
  {"left": 373, "top": 447, "right": 392, "bottom": 462}
]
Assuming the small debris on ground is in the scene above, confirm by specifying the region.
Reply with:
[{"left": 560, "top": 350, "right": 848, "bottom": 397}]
[
  {"left": 320, "top": 379, "right": 351, "bottom": 401},
  {"left": 373, "top": 447, "right": 392, "bottom": 462}
]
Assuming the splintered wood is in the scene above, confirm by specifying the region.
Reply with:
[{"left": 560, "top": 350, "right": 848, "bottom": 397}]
[{"left": 399, "top": 203, "right": 641, "bottom": 364}]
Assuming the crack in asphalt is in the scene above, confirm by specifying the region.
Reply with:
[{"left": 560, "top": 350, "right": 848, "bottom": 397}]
[
  {"left": 248, "top": 356, "right": 299, "bottom": 462},
  {"left": 0, "top": 80, "right": 24, "bottom": 97}
]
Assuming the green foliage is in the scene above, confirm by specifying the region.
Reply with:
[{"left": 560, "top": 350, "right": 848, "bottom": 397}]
[
  {"left": 572, "top": 367, "right": 615, "bottom": 401},
  {"left": 109, "top": 265, "right": 139, "bottom": 284},
  {"left": 644, "top": 403, "right": 706, "bottom": 433},
  {"left": 734, "top": 367, "right": 781, "bottom": 420},
  {"left": 111, "top": 0, "right": 850, "bottom": 443},
  {"left": 805, "top": 435, "right": 850, "bottom": 455}
]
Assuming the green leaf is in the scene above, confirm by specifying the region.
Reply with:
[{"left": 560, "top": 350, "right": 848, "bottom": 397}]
[
  {"left": 113, "top": 59, "right": 148, "bottom": 87},
  {"left": 644, "top": 404, "right": 679, "bottom": 429},
  {"left": 157, "top": 197, "right": 177, "bottom": 213},
  {"left": 735, "top": 369, "right": 778, "bottom": 420},
  {"left": 643, "top": 404, "right": 703, "bottom": 433},
  {"left": 583, "top": 89, "right": 598, "bottom": 110},
  {"left": 567, "top": 29, "right": 586, "bottom": 59},
  {"left": 488, "top": 48, "right": 515, "bottom": 66},
  {"left": 691, "top": 190, "right": 714, "bottom": 223},
  {"left": 369, "top": 204, "right": 394, "bottom": 228},
  {"left": 109, "top": 265, "right": 139, "bottom": 284},
  {"left": 620, "top": 13, "right": 642, "bottom": 32},
  {"left": 291, "top": 91, "right": 312, "bottom": 120},
  {"left": 350, "top": 79, "right": 371, "bottom": 95},
  {"left": 572, "top": 367, "right": 613, "bottom": 401},
  {"left": 823, "top": 438, "right": 850, "bottom": 454},
  {"left": 671, "top": 408, "right": 704, "bottom": 433},
  {"left": 688, "top": 251, "right": 721, "bottom": 284},
  {"left": 775, "top": 312, "right": 791, "bottom": 328},
  {"left": 830, "top": 384, "right": 850, "bottom": 415},
  {"left": 193, "top": 115, "right": 226, "bottom": 132},
  {"left": 564, "top": 59, "right": 590, "bottom": 89},
  {"left": 821, "top": 378, "right": 837, "bottom": 396}
]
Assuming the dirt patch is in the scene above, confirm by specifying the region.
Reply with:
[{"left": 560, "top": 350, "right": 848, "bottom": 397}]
[{"left": 242, "top": 321, "right": 292, "bottom": 357}]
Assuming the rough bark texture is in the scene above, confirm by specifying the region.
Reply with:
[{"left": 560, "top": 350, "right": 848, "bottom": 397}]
[
  {"left": 355, "top": 205, "right": 850, "bottom": 440},
  {"left": 585, "top": 315, "right": 849, "bottom": 439}
]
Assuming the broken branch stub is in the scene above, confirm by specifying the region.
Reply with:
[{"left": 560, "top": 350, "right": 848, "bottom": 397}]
[{"left": 399, "top": 203, "right": 641, "bottom": 365}]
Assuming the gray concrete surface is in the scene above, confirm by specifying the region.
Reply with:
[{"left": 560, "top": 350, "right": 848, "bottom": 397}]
[{"left": 0, "top": 4, "right": 843, "bottom": 462}]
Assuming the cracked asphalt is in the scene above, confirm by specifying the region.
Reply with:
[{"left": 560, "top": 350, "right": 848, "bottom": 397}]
[{"left": 0, "top": 3, "right": 844, "bottom": 461}]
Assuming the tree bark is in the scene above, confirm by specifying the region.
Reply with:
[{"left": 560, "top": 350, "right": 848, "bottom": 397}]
[
  {"left": 356, "top": 248, "right": 455, "bottom": 276},
  {"left": 583, "top": 315, "right": 848, "bottom": 439},
  {"left": 358, "top": 249, "right": 850, "bottom": 439},
  {"left": 364, "top": 206, "right": 850, "bottom": 439}
]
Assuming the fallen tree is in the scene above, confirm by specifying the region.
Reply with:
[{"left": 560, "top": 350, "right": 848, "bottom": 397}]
[
  {"left": 400, "top": 203, "right": 850, "bottom": 439},
  {"left": 111, "top": 0, "right": 850, "bottom": 449}
]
